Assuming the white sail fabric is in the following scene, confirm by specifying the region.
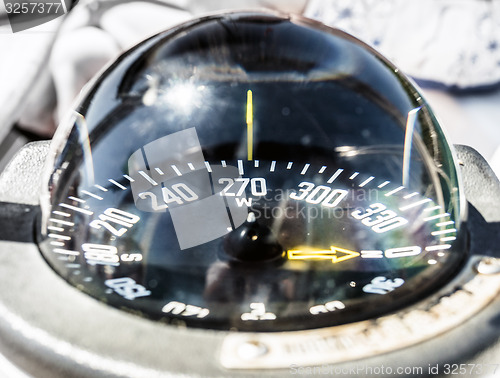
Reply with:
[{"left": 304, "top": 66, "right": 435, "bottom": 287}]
[{"left": 305, "top": 0, "right": 500, "bottom": 90}]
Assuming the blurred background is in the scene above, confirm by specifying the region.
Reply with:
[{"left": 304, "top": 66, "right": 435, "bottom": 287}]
[{"left": 0, "top": 0, "right": 499, "bottom": 178}]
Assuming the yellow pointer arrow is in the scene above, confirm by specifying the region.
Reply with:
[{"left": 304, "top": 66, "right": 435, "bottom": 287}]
[{"left": 287, "top": 246, "right": 360, "bottom": 264}]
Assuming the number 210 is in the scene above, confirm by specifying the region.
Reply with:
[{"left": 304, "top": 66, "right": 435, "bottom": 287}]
[{"left": 89, "top": 208, "right": 140, "bottom": 237}]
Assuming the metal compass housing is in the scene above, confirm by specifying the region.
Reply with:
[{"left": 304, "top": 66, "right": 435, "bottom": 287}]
[{"left": 38, "top": 11, "right": 466, "bottom": 340}]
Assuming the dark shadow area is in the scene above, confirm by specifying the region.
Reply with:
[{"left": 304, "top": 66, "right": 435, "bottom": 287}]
[
  {"left": 466, "top": 202, "right": 500, "bottom": 258},
  {"left": 0, "top": 202, "right": 39, "bottom": 244}
]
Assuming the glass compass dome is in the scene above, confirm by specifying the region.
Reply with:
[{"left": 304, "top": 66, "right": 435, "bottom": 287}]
[{"left": 38, "top": 11, "right": 465, "bottom": 332}]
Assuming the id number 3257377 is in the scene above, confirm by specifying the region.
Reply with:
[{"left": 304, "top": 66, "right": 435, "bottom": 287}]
[
  {"left": 442, "top": 363, "right": 499, "bottom": 376},
  {"left": 4, "top": 2, "right": 65, "bottom": 14}
]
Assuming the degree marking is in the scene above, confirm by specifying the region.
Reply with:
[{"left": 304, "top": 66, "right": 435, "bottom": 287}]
[
  {"left": 423, "top": 213, "right": 450, "bottom": 221},
  {"left": 53, "top": 248, "right": 80, "bottom": 256},
  {"left": 49, "top": 218, "right": 74, "bottom": 226},
  {"left": 358, "top": 176, "right": 374, "bottom": 187},
  {"left": 94, "top": 185, "right": 108, "bottom": 192},
  {"left": 270, "top": 161, "right": 276, "bottom": 172},
  {"left": 123, "top": 174, "right": 135, "bottom": 182},
  {"left": 327, "top": 169, "right": 343, "bottom": 184},
  {"left": 68, "top": 196, "right": 85, "bottom": 203},
  {"left": 57, "top": 256, "right": 71, "bottom": 261},
  {"left": 81, "top": 190, "right": 103, "bottom": 201},
  {"left": 204, "top": 162, "right": 212, "bottom": 173},
  {"left": 437, "top": 221, "right": 455, "bottom": 227},
  {"left": 238, "top": 160, "right": 244, "bottom": 175},
  {"left": 48, "top": 234, "right": 71, "bottom": 241},
  {"left": 431, "top": 229, "right": 457, "bottom": 236},
  {"left": 403, "top": 192, "right": 419, "bottom": 199},
  {"left": 385, "top": 186, "right": 404, "bottom": 196},
  {"left": 441, "top": 236, "right": 457, "bottom": 242},
  {"left": 52, "top": 211, "right": 70, "bottom": 217},
  {"left": 48, "top": 226, "right": 64, "bottom": 232},
  {"left": 171, "top": 165, "right": 182, "bottom": 176},
  {"left": 399, "top": 198, "right": 432, "bottom": 211},
  {"left": 349, "top": 172, "right": 359, "bottom": 180},
  {"left": 60, "top": 203, "right": 93, "bottom": 215},
  {"left": 300, "top": 164, "right": 310, "bottom": 175},
  {"left": 68, "top": 196, "right": 85, "bottom": 204},
  {"left": 138, "top": 172, "right": 157, "bottom": 186}
]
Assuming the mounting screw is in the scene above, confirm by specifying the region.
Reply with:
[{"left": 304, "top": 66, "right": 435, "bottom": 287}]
[
  {"left": 237, "top": 340, "right": 269, "bottom": 360},
  {"left": 476, "top": 257, "right": 500, "bottom": 275}
]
